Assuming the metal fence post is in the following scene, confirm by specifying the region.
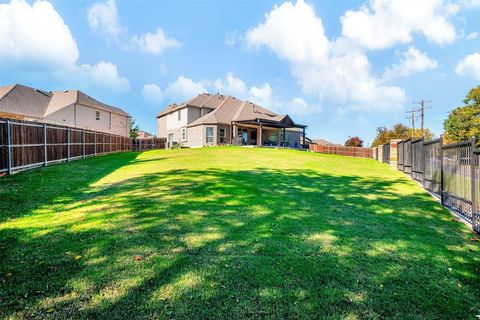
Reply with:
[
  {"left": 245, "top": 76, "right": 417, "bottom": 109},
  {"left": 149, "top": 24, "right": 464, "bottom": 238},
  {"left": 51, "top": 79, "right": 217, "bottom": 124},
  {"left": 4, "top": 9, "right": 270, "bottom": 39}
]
[
  {"left": 82, "top": 129, "right": 86, "bottom": 159},
  {"left": 440, "top": 135, "right": 444, "bottom": 206},
  {"left": 94, "top": 131, "right": 97, "bottom": 156},
  {"left": 6, "top": 119, "right": 12, "bottom": 175},
  {"left": 67, "top": 127, "right": 71, "bottom": 161},
  {"left": 44, "top": 124, "right": 48, "bottom": 166},
  {"left": 471, "top": 137, "right": 477, "bottom": 229}
]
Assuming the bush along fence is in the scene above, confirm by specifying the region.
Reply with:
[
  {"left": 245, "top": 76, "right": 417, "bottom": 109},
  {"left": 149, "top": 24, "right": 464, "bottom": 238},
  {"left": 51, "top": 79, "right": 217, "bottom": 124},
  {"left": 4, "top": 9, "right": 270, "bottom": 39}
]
[
  {"left": 0, "top": 118, "right": 166, "bottom": 175},
  {"left": 373, "top": 137, "right": 479, "bottom": 233},
  {"left": 309, "top": 144, "right": 373, "bottom": 158}
]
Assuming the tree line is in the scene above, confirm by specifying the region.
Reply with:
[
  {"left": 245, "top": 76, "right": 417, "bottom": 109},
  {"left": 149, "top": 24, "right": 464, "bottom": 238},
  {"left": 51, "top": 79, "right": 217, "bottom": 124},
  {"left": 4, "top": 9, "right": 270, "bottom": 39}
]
[{"left": 366, "top": 85, "right": 479, "bottom": 147}]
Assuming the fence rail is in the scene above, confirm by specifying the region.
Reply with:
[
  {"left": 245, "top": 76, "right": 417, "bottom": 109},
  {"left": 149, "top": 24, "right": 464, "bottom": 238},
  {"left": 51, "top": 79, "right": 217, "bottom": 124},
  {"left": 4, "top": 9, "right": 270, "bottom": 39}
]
[
  {"left": 0, "top": 118, "right": 166, "bottom": 175},
  {"left": 383, "top": 136, "right": 479, "bottom": 233},
  {"left": 309, "top": 144, "right": 373, "bottom": 158}
]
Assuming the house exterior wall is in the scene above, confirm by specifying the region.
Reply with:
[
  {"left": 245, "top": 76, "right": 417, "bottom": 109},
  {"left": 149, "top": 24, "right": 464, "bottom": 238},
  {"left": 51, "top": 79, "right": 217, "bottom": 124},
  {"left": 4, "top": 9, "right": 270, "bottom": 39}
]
[
  {"left": 185, "top": 125, "right": 203, "bottom": 147},
  {"left": 217, "top": 124, "right": 230, "bottom": 145},
  {"left": 44, "top": 104, "right": 75, "bottom": 126},
  {"left": 188, "top": 107, "right": 201, "bottom": 123},
  {"left": 166, "top": 108, "right": 188, "bottom": 130},
  {"left": 157, "top": 115, "right": 167, "bottom": 138},
  {"left": 75, "top": 104, "right": 111, "bottom": 131},
  {"left": 110, "top": 112, "right": 129, "bottom": 136}
]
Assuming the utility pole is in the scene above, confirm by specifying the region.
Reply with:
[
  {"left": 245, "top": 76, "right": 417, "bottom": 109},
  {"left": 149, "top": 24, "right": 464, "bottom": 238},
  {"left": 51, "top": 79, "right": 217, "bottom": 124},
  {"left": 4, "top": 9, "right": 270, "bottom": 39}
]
[
  {"left": 415, "top": 99, "right": 431, "bottom": 138},
  {"left": 405, "top": 109, "right": 416, "bottom": 139}
]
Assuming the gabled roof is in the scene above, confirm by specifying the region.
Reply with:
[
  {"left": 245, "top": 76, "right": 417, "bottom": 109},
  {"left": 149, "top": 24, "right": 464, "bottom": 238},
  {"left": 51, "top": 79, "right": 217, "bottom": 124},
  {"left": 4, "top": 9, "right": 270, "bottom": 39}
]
[
  {"left": 156, "top": 93, "right": 226, "bottom": 118},
  {"left": 158, "top": 92, "right": 306, "bottom": 129},
  {"left": 188, "top": 96, "right": 243, "bottom": 126},
  {"left": 0, "top": 84, "right": 52, "bottom": 118},
  {"left": 0, "top": 84, "right": 130, "bottom": 119}
]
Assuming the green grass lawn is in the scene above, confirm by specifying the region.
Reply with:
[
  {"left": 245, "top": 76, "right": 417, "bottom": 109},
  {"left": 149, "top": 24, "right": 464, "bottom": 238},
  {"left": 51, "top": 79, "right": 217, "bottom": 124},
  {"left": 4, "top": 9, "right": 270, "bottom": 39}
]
[{"left": 1, "top": 147, "right": 479, "bottom": 319}]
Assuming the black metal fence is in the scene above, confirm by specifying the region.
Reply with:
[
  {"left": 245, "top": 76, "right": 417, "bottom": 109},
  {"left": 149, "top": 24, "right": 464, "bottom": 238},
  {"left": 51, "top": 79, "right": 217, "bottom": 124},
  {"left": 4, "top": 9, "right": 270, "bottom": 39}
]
[
  {"left": 382, "top": 144, "right": 390, "bottom": 164},
  {"left": 396, "top": 136, "right": 479, "bottom": 233}
]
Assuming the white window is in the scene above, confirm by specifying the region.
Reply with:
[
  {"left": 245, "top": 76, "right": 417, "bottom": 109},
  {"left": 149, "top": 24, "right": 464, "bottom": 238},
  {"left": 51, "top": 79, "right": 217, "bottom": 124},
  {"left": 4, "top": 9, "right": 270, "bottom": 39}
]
[
  {"left": 95, "top": 111, "right": 100, "bottom": 120},
  {"left": 206, "top": 127, "right": 214, "bottom": 143},
  {"left": 178, "top": 110, "right": 181, "bottom": 121},
  {"left": 181, "top": 128, "right": 187, "bottom": 141},
  {"left": 219, "top": 128, "right": 226, "bottom": 144}
]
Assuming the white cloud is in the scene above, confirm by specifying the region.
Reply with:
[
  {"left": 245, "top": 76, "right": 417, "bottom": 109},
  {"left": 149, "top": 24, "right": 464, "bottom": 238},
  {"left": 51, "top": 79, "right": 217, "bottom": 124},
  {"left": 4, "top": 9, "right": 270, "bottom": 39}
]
[
  {"left": 0, "top": 0, "right": 79, "bottom": 68},
  {"left": 249, "top": 83, "right": 273, "bottom": 106},
  {"left": 455, "top": 53, "right": 480, "bottom": 80},
  {"left": 285, "top": 97, "right": 322, "bottom": 116},
  {"left": 79, "top": 61, "right": 130, "bottom": 91},
  {"left": 142, "top": 83, "right": 163, "bottom": 104},
  {"left": 87, "top": 0, "right": 124, "bottom": 41},
  {"left": 213, "top": 72, "right": 247, "bottom": 96},
  {"left": 383, "top": 47, "right": 437, "bottom": 79},
  {"left": 130, "top": 28, "right": 180, "bottom": 54},
  {"left": 466, "top": 31, "right": 478, "bottom": 40},
  {"left": 341, "top": 0, "right": 458, "bottom": 50},
  {"left": 164, "top": 76, "right": 208, "bottom": 101},
  {"left": 0, "top": 0, "right": 129, "bottom": 92},
  {"left": 87, "top": 0, "right": 179, "bottom": 55},
  {"left": 246, "top": 0, "right": 405, "bottom": 113}
]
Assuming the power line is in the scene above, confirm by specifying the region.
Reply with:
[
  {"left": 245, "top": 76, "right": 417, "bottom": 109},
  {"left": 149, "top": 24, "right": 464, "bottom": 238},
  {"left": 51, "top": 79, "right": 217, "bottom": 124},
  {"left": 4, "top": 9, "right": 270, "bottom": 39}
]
[{"left": 414, "top": 99, "right": 432, "bottom": 137}]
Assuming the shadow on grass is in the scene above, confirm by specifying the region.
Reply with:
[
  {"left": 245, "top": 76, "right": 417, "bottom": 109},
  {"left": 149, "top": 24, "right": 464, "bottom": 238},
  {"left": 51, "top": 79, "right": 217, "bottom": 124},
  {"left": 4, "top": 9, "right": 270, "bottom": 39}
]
[{"left": 1, "top": 165, "right": 479, "bottom": 319}]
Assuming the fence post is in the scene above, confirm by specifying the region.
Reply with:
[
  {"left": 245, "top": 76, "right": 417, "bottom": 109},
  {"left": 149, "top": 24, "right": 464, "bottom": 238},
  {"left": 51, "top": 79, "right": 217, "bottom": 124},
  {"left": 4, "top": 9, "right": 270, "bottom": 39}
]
[
  {"left": 67, "top": 127, "right": 71, "bottom": 161},
  {"left": 440, "top": 135, "right": 444, "bottom": 206},
  {"left": 82, "top": 129, "right": 86, "bottom": 159},
  {"left": 6, "top": 119, "right": 12, "bottom": 175},
  {"left": 471, "top": 137, "right": 477, "bottom": 230},
  {"left": 94, "top": 131, "right": 97, "bottom": 156},
  {"left": 44, "top": 124, "right": 48, "bottom": 166}
]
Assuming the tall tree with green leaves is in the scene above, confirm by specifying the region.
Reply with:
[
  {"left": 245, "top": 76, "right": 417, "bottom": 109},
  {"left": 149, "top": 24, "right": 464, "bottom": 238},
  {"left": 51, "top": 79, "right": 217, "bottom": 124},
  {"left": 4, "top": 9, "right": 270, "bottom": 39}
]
[
  {"left": 372, "top": 124, "right": 434, "bottom": 147},
  {"left": 444, "top": 85, "right": 480, "bottom": 143},
  {"left": 129, "top": 119, "right": 140, "bottom": 139}
]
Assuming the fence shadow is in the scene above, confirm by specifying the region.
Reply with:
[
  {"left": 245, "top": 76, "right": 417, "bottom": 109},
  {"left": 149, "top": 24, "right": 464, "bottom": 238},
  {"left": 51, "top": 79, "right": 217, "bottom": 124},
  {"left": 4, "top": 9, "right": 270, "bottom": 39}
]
[{"left": 1, "top": 166, "right": 479, "bottom": 319}]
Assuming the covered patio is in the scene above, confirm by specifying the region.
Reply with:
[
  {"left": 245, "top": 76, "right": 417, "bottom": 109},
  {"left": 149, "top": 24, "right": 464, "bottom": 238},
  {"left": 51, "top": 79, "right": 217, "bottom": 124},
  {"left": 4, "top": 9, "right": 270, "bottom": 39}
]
[{"left": 232, "top": 115, "right": 307, "bottom": 149}]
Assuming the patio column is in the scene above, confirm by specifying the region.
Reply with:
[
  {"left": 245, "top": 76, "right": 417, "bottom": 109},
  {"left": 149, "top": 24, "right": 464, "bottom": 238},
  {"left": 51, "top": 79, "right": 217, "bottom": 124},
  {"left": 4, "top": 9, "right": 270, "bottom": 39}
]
[
  {"left": 257, "top": 124, "right": 262, "bottom": 146},
  {"left": 302, "top": 127, "right": 306, "bottom": 148},
  {"left": 232, "top": 124, "right": 237, "bottom": 143},
  {"left": 283, "top": 127, "right": 286, "bottom": 147}
]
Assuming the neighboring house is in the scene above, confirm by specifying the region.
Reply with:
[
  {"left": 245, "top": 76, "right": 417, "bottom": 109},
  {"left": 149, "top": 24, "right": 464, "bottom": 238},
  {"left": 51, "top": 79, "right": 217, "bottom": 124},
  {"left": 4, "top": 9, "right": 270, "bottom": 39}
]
[
  {"left": 311, "top": 138, "right": 340, "bottom": 146},
  {"left": 136, "top": 130, "right": 155, "bottom": 139},
  {"left": 156, "top": 93, "right": 307, "bottom": 148},
  {"left": 0, "top": 84, "right": 131, "bottom": 137}
]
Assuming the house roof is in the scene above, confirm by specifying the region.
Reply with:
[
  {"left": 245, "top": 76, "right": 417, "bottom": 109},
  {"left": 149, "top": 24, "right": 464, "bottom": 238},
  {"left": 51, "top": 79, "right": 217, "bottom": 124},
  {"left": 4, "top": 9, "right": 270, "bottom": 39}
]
[
  {"left": 0, "top": 84, "right": 52, "bottom": 118},
  {"left": 0, "top": 84, "right": 130, "bottom": 119},
  {"left": 159, "top": 92, "right": 306, "bottom": 129}
]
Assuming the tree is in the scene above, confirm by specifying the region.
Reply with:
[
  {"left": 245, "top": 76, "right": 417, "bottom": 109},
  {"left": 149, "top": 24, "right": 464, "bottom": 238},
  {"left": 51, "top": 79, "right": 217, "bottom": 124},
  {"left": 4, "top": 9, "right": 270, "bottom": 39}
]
[
  {"left": 372, "top": 123, "right": 434, "bottom": 147},
  {"left": 444, "top": 85, "right": 480, "bottom": 143},
  {"left": 345, "top": 136, "right": 364, "bottom": 147},
  {"left": 130, "top": 119, "right": 140, "bottom": 139}
]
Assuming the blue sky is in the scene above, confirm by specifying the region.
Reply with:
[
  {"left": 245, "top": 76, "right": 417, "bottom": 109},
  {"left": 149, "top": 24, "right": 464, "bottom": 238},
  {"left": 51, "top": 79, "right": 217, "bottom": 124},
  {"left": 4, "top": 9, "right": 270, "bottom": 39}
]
[{"left": 1, "top": 0, "right": 479, "bottom": 145}]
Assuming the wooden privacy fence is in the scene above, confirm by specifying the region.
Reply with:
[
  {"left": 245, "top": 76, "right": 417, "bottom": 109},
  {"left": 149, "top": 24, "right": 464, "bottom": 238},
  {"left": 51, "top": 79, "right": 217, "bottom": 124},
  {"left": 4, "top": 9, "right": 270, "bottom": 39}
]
[
  {"left": 132, "top": 138, "right": 166, "bottom": 151},
  {"left": 309, "top": 144, "right": 373, "bottom": 158},
  {"left": 389, "top": 136, "right": 479, "bottom": 233},
  {"left": 0, "top": 118, "right": 166, "bottom": 175}
]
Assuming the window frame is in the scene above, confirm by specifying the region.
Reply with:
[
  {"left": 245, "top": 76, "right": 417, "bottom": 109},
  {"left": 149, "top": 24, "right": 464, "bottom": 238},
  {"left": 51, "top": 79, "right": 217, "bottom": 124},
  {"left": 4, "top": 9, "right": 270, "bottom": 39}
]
[
  {"left": 95, "top": 110, "right": 101, "bottom": 121},
  {"left": 181, "top": 127, "right": 187, "bottom": 141},
  {"left": 206, "top": 127, "right": 214, "bottom": 144},
  {"left": 219, "top": 128, "right": 226, "bottom": 144}
]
